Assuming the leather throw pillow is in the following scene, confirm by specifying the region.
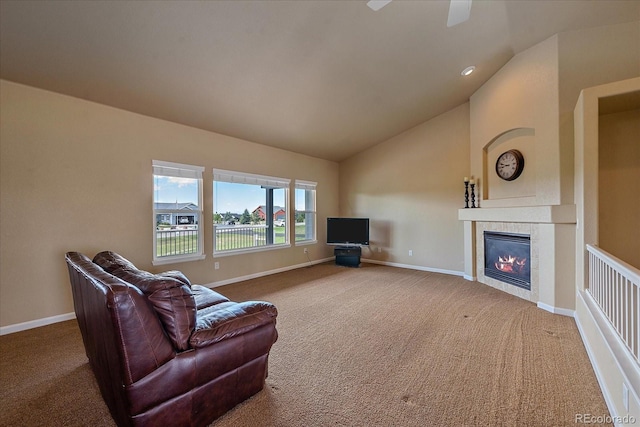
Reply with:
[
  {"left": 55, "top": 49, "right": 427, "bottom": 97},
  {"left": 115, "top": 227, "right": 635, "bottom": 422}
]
[{"left": 93, "top": 251, "right": 196, "bottom": 351}]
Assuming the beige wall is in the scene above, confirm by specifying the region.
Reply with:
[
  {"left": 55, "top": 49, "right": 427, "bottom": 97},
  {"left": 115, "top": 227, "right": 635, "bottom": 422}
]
[
  {"left": 558, "top": 21, "right": 640, "bottom": 115},
  {"left": 468, "top": 21, "right": 640, "bottom": 209},
  {"left": 470, "top": 35, "right": 560, "bottom": 207},
  {"left": 574, "top": 76, "right": 640, "bottom": 425},
  {"left": 0, "top": 80, "right": 339, "bottom": 328},
  {"left": 339, "top": 103, "right": 470, "bottom": 274},
  {"left": 558, "top": 20, "right": 640, "bottom": 207},
  {"left": 598, "top": 108, "right": 640, "bottom": 268},
  {"left": 574, "top": 77, "right": 640, "bottom": 291}
]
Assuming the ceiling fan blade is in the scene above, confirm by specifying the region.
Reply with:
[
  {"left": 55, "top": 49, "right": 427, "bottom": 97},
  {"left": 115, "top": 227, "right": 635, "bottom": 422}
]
[
  {"left": 366, "top": 0, "right": 393, "bottom": 12},
  {"left": 447, "top": 0, "right": 472, "bottom": 27}
]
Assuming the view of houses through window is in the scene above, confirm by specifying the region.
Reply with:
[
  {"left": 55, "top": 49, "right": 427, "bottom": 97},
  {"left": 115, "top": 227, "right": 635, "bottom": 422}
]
[
  {"left": 153, "top": 161, "right": 204, "bottom": 263},
  {"left": 153, "top": 163, "right": 316, "bottom": 261},
  {"left": 213, "top": 169, "right": 290, "bottom": 254}
]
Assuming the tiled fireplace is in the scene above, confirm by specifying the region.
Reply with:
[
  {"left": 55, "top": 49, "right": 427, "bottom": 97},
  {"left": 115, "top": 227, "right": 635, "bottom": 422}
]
[
  {"left": 458, "top": 205, "right": 575, "bottom": 313},
  {"left": 475, "top": 221, "right": 538, "bottom": 303}
]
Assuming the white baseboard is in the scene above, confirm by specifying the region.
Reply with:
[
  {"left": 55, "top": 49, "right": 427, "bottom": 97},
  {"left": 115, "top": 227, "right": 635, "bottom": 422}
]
[
  {"left": 536, "top": 301, "right": 575, "bottom": 317},
  {"left": 203, "top": 257, "right": 334, "bottom": 288},
  {"left": 361, "top": 258, "right": 465, "bottom": 277},
  {"left": 463, "top": 274, "right": 477, "bottom": 281},
  {"left": 1, "top": 258, "right": 335, "bottom": 334},
  {"left": 205, "top": 257, "right": 465, "bottom": 289},
  {"left": 0, "top": 312, "right": 76, "bottom": 336}
]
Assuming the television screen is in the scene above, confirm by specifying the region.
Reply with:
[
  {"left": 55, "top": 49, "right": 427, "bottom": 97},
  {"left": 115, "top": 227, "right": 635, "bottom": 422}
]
[{"left": 327, "top": 217, "right": 369, "bottom": 246}]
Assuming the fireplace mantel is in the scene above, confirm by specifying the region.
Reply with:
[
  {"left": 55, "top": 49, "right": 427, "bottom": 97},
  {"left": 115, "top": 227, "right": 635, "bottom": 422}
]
[{"left": 458, "top": 204, "right": 576, "bottom": 224}]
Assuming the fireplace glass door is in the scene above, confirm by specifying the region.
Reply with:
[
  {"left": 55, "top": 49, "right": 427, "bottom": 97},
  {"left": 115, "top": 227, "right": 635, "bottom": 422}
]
[{"left": 484, "top": 231, "right": 531, "bottom": 290}]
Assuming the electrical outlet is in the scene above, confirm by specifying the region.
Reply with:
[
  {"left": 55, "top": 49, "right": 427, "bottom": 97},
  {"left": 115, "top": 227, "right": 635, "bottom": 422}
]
[
  {"left": 409, "top": 250, "right": 413, "bottom": 256},
  {"left": 214, "top": 262, "right": 219, "bottom": 270},
  {"left": 378, "top": 247, "right": 382, "bottom": 253},
  {"left": 623, "top": 383, "right": 629, "bottom": 411},
  {"left": 304, "top": 248, "right": 308, "bottom": 254}
]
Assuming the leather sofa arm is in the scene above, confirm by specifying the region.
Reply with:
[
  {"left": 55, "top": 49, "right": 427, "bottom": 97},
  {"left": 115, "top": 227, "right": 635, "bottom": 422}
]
[{"left": 190, "top": 301, "right": 278, "bottom": 348}]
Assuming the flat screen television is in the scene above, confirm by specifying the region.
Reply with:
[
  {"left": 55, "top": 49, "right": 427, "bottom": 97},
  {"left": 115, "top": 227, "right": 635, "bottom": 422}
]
[{"left": 326, "top": 217, "right": 369, "bottom": 246}]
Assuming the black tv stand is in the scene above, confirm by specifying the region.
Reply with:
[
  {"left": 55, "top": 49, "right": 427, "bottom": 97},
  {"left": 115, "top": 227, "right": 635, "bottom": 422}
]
[{"left": 334, "top": 246, "right": 361, "bottom": 267}]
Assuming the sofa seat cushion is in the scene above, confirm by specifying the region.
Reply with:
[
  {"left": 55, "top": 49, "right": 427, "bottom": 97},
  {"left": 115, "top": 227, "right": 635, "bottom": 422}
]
[
  {"left": 192, "top": 285, "right": 229, "bottom": 309},
  {"left": 190, "top": 301, "right": 278, "bottom": 348},
  {"left": 93, "top": 251, "right": 196, "bottom": 351}
]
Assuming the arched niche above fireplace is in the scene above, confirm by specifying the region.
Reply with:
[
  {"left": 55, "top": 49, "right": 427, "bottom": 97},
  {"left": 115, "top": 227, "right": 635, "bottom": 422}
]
[{"left": 482, "top": 127, "right": 536, "bottom": 205}]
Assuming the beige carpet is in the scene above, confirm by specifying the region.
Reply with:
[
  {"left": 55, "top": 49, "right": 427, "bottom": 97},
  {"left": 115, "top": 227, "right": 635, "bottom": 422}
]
[{"left": 0, "top": 263, "right": 610, "bottom": 426}]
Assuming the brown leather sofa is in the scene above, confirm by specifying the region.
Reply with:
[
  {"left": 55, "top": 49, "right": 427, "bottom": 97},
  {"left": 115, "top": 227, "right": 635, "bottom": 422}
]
[{"left": 65, "top": 251, "right": 278, "bottom": 427}]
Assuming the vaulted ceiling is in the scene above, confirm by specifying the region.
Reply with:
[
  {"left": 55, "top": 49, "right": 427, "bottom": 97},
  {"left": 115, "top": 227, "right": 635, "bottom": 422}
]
[{"left": 1, "top": 1, "right": 638, "bottom": 161}]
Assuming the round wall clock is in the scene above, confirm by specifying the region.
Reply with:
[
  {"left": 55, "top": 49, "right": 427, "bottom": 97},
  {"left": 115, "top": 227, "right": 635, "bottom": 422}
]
[{"left": 495, "top": 149, "right": 525, "bottom": 181}]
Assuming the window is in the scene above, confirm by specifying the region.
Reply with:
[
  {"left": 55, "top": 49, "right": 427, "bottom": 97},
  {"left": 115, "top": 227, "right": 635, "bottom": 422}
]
[
  {"left": 295, "top": 180, "right": 317, "bottom": 244},
  {"left": 213, "top": 169, "right": 290, "bottom": 255},
  {"left": 153, "top": 160, "right": 205, "bottom": 264}
]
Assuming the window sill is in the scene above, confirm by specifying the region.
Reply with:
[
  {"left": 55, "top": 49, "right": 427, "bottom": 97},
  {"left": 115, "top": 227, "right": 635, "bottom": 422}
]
[
  {"left": 214, "top": 243, "right": 291, "bottom": 258},
  {"left": 152, "top": 254, "right": 206, "bottom": 266},
  {"left": 295, "top": 240, "right": 317, "bottom": 246}
]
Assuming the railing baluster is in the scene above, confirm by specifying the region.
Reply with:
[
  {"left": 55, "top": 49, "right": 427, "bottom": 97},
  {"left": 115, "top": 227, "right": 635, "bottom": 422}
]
[
  {"left": 618, "top": 273, "right": 623, "bottom": 336},
  {"left": 605, "top": 263, "right": 608, "bottom": 314},
  {"left": 611, "top": 267, "right": 616, "bottom": 322},
  {"left": 631, "top": 284, "right": 640, "bottom": 361},
  {"left": 624, "top": 276, "right": 629, "bottom": 346},
  {"left": 586, "top": 244, "right": 640, "bottom": 365}
]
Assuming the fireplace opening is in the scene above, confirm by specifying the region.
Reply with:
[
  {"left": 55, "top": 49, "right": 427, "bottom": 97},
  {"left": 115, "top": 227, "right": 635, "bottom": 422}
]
[{"left": 484, "top": 231, "right": 531, "bottom": 290}]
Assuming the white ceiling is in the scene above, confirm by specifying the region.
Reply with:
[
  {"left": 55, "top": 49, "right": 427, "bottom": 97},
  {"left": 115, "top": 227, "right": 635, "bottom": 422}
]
[{"left": 1, "top": 1, "right": 639, "bottom": 162}]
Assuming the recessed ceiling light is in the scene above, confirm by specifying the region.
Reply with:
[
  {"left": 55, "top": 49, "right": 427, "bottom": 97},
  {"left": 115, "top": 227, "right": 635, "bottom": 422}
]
[{"left": 461, "top": 66, "right": 476, "bottom": 76}]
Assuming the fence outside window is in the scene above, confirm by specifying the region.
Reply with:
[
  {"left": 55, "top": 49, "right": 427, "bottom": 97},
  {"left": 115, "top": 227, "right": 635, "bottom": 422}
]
[
  {"left": 156, "top": 227, "right": 199, "bottom": 257},
  {"left": 214, "top": 224, "right": 268, "bottom": 252}
]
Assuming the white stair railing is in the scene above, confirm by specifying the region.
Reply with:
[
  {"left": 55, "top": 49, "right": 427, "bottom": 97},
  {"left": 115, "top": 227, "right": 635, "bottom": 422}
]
[{"left": 587, "top": 244, "right": 640, "bottom": 365}]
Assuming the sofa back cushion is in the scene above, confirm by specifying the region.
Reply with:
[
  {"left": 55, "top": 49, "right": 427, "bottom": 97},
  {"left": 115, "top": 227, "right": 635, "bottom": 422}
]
[
  {"left": 93, "top": 251, "right": 196, "bottom": 351},
  {"left": 158, "top": 270, "right": 191, "bottom": 287}
]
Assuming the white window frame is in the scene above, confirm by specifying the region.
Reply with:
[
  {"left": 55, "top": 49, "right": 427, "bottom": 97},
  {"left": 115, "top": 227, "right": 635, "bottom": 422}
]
[
  {"left": 213, "top": 169, "right": 290, "bottom": 257},
  {"left": 295, "top": 180, "right": 317, "bottom": 245},
  {"left": 153, "top": 160, "right": 205, "bottom": 265}
]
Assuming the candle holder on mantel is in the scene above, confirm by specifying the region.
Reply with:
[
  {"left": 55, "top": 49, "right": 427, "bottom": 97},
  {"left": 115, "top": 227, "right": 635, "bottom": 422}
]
[
  {"left": 470, "top": 181, "right": 476, "bottom": 208},
  {"left": 464, "top": 178, "right": 469, "bottom": 208}
]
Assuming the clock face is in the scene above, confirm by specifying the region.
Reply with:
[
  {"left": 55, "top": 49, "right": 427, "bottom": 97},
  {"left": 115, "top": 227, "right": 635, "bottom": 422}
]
[{"left": 495, "top": 150, "right": 524, "bottom": 181}]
